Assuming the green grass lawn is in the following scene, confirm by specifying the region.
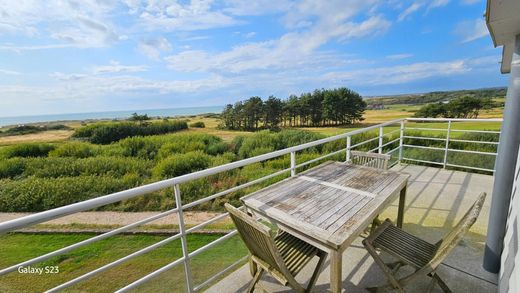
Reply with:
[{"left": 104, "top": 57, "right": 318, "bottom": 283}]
[{"left": 0, "top": 233, "right": 247, "bottom": 293}]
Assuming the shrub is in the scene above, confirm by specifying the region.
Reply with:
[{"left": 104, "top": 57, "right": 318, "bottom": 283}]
[
  {"left": 158, "top": 141, "right": 206, "bottom": 158},
  {"left": 0, "top": 158, "right": 26, "bottom": 179},
  {"left": 153, "top": 151, "right": 212, "bottom": 179},
  {"left": 0, "top": 143, "right": 55, "bottom": 158},
  {"left": 0, "top": 175, "right": 141, "bottom": 212},
  {"left": 48, "top": 142, "right": 98, "bottom": 158},
  {"left": 72, "top": 120, "right": 188, "bottom": 144},
  {"left": 189, "top": 121, "right": 205, "bottom": 128},
  {"left": 237, "top": 130, "right": 324, "bottom": 158}
]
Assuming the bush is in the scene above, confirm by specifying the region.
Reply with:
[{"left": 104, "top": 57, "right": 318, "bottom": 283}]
[
  {"left": 237, "top": 130, "right": 324, "bottom": 158},
  {"left": 0, "top": 143, "right": 55, "bottom": 158},
  {"left": 72, "top": 120, "right": 188, "bottom": 144},
  {"left": 48, "top": 142, "right": 98, "bottom": 158},
  {"left": 0, "top": 158, "right": 26, "bottom": 179},
  {"left": 189, "top": 121, "right": 205, "bottom": 128},
  {"left": 153, "top": 151, "right": 212, "bottom": 179},
  {"left": 0, "top": 175, "right": 141, "bottom": 212}
]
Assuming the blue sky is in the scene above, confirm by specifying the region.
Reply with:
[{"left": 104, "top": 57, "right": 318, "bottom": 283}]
[{"left": 0, "top": 0, "right": 508, "bottom": 117}]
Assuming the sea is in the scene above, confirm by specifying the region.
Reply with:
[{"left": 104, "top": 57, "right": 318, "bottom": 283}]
[{"left": 0, "top": 106, "right": 224, "bottom": 127}]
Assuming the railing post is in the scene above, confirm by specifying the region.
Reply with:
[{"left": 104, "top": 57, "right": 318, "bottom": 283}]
[
  {"left": 398, "top": 120, "right": 405, "bottom": 163},
  {"left": 174, "top": 184, "right": 194, "bottom": 293},
  {"left": 443, "top": 120, "right": 452, "bottom": 168},
  {"left": 290, "top": 151, "right": 296, "bottom": 177},
  {"left": 378, "top": 126, "right": 384, "bottom": 154},
  {"left": 346, "top": 135, "right": 351, "bottom": 162}
]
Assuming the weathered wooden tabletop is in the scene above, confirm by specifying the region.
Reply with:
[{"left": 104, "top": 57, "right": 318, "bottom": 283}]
[{"left": 241, "top": 161, "right": 410, "bottom": 250}]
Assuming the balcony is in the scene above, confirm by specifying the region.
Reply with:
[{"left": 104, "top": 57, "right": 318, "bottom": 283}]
[
  {"left": 208, "top": 164, "right": 497, "bottom": 292},
  {"left": 0, "top": 118, "right": 503, "bottom": 292}
]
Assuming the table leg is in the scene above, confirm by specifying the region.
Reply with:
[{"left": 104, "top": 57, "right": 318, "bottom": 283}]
[
  {"left": 397, "top": 185, "right": 406, "bottom": 228},
  {"left": 330, "top": 250, "right": 342, "bottom": 293}
]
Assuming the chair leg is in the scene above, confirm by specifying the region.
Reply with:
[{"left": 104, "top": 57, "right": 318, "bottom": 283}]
[
  {"left": 247, "top": 268, "right": 264, "bottom": 293},
  {"left": 431, "top": 273, "right": 452, "bottom": 293},
  {"left": 249, "top": 258, "right": 258, "bottom": 277},
  {"left": 363, "top": 240, "right": 406, "bottom": 293},
  {"left": 370, "top": 216, "right": 382, "bottom": 234},
  {"left": 305, "top": 251, "right": 327, "bottom": 293}
]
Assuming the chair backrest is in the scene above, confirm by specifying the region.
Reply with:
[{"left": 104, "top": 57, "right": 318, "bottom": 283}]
[
  {"left": 350, "top": 151, "right": 391, "bottom": 170},
  {"left": 225, "top": 204, "right": 289, "bottom": 278},
  {"left": 428, "top": 192, "right": 487, "bottom": 269}
]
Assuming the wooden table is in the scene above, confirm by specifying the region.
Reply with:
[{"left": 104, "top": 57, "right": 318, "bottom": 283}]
[{"left": 241, "top": 161, "right": 409, "bottom": 293}]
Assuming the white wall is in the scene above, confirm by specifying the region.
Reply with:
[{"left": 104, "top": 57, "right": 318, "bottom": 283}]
[{"left": 499, "top": 144, "right": 520, "bottom": 293}]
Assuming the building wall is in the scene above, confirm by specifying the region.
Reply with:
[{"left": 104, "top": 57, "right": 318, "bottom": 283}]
[{"left": 499, "top": 145, "right": 520, "bottom": 293}]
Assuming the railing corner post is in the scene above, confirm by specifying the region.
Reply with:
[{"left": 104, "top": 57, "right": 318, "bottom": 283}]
[
  {"left": 443, "top": 120, "right": 452, "bottom": 169},
  {"left": 290, "top": 151, "right": 296, "bottom": 177},
  {"left": 346, "top": 136, "right": 351, "bottom": 163},
  {"left": 378, "top": 126, "right": 384, "bottom": 154},
  {"left": 398, "top": 120, "right": 405, "bottom": 163}
]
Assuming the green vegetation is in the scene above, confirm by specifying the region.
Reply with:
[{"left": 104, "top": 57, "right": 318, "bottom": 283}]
[
  {"left": 189, "top": 121, "right": 205, "bottom": 128},
  {"left": 220, "top": 87, "right": 366, "bottom": 130},
  {"left": 0, "top": 233, "right": 247, "bottom": 293},
  {"left": 414, "top": 96, "right": 495, "bottom": 118},
  {"left": 0, "top": 143, "right": 56, "bottom": 158},
  {"left": 0, "top": 124, "right": 70, "bottom": 137},
  {"left": 366, "top": 87, "right": 506, "bottom": 106},
  {"left": 72, "top": 120, "right": 188, "bottom": 144}
]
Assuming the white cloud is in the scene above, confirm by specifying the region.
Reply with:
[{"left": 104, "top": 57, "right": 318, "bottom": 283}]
[
  {"left": 398, "top": 2, "right": 422, "bottom": 21},
  {"left": 165, "top": 1, "right": 390, "bottom": 74},
  {"left": 427, "top": 0, "right": 450, "bottom": 10},
  {"left": 0, "top": 69, "right": 21, "bottom": 75},
  {"left": 461, "top": 0, "right": 481, "bottom": 4},
  {"left": 386, "top": 54, "right": 413, "bottom": 60},
  {"left": 323, "top": 60, "right": 469, "bottom": 85},
  {"left": 223, "top": 0, "right": 293, "bottom": 16},
  {"left": 92, "top": 61, "right": 148, "bottom": 74},
  {"left": 455, "top": 18, "right": 489, "bottom": 43},
  {"left": 137, "top": 37, "right": 172, "bottom": 60},
  {"left": 129, "top": 0, "right": 238, "bottom": 32},
  {"left": 0, "top": 0, "right": 123, "bottom": 48}
]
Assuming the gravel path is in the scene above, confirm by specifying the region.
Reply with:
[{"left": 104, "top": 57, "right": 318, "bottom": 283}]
[{"left": 0, "top": 211, "right": 228, "bottom": 227}]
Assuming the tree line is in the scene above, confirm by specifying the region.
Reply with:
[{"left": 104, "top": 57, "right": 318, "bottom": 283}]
[
  {"left": 413, "top": 96, "right": 495, "bottom": 119},
  {"left": 220, "top": 87, "right": 367, "bottom": 131}
]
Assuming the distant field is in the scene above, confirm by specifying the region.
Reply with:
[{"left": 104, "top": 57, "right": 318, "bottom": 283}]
[{"left": 0, "top": 233, "right": 247, "bottom": 292}]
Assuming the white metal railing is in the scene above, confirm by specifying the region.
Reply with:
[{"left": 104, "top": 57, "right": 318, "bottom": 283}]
[{"left": 0, "top": 117, "right": 502, "bottom": 292}]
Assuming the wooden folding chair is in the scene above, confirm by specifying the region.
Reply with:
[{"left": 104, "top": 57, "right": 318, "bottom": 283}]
[
  {"left": 350, "top": 151, "right": 391, "bottom": 170},
  {"left": 362, "top": 192, "right": 487, "bottom": 293},
  {"left": 349, "top": 151, "right": 392, "bottom": 232},
  {"left": 225, "top": 203, "right": 328, "bottom": 293}
]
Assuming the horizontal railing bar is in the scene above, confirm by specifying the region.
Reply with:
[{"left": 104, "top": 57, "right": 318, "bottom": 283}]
[
  {"left": 368, "top": 147, "right": 379, "bottom": 153},
  {"left": 351, "top": 136, "right": 379, "bottom": 148},
  {"left": 381, "top": 138, "right": 400, "bottom": 148},
  {"left": 193, "top": 255, "right": 249, "bottom": 292},
  {"left": 183, "top": 168, "right": 291, "bottom": 210},
  {"left": 385, "top": 146, "right": 401, "bottom": 154},
  {"left": 383, "top": 129, "right": 401, "bottom": 136},
  {"left": 295, "top": 149, "right": 345, "bottom": 168},
  {"left": 405, "top": 127, "right": 448, "bottom": 132},
  {"left": 449, "top": 139, "right": 499, "bottom": 145},
  {"left": 445, "top": 163, "right": 495, "bottom": 173},
  {"left": 402, "top": 144, "right": 446, "bottom": 151},
  {"left": 115, "top": 257, "right": 186, "bottom": 293},
  {"left": 403, "top": 135, "right": 446, "bottom": 142},
  {"left": 449, "top": 129, "right": 501, "bottom": 134},
  {"left": 116, "top": 230, "right": 239, "bottom": 293},
  {"left": 402, "top": 157, "right": 445, "bottom": 166},
  {"left": 0, "top": 119, "right": 405, "bottom": 234},
  {"left": 186, "top": 212, "right": 229, "bottom": 234},
  {"left": 0, "top": 207, "right": 180, "bottom": 276},
  {"left": 46, "top": 232, "right": 183, "bottom": 292},
  {"left": 406, "top": 118, "right": 503, "bottom": 122},
  {"left": 34, "top": 216, "right": 236, "bottom": 292},
  {"left": 447, "top": 148, "right": 497, "bottom": 156}
]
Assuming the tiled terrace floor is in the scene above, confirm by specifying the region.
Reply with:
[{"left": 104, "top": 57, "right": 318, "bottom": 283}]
[{"left": 207, "top": 164, "right": 498, "bottom": 292}]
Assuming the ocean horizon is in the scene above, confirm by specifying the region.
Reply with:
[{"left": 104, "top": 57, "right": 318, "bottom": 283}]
[{"left": 0, "top": 105, "right": 224, "bottom": 127}]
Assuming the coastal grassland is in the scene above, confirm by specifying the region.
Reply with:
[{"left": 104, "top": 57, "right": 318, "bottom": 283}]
[{"left": 0, "top": 233, "right": 247, "bottom": 293}]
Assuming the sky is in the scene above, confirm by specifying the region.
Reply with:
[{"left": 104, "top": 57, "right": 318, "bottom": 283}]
[{"left": 0, "top": 0, "right": 509, "bottom": 117}]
